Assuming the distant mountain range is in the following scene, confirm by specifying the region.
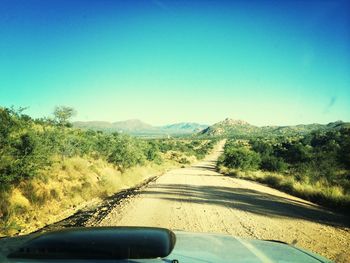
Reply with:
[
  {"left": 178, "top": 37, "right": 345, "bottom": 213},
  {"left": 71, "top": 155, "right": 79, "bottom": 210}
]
[
  {"left": 73, "top": 118, "right": 350, "bottom": 137},
  {"left": 161, "top": 122, "right": 209, "bottom": 133},
  {"left": 73, "top": 120, "right": 208, "bottom": 135},
  {"left": 199, "top": 118, "right": 350, "bottom": 137}
]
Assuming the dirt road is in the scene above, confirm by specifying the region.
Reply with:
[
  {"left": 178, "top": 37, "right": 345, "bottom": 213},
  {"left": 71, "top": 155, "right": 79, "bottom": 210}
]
[{"left": 97, "top": 141, "right": 350, "bottom": 262}]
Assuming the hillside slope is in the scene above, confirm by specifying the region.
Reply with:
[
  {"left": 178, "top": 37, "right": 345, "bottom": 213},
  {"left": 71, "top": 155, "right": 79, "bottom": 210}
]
[
  {"left": 159, "top": 122, "right": 208, "bottom": 134},
  {"left": 199, "top": 118, "right": 350, "bottom": 137},
  {"left": 73, "top": 119, "right": 156, "bottom": 133},
  {"left": 74, "top": 120, "right": 208, "bottom": 135}
]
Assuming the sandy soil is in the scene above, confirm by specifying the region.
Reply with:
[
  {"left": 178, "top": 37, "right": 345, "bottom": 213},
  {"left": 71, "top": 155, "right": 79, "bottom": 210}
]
[{"left": 97, "top": 141, "right": 350, "bottom": 262}]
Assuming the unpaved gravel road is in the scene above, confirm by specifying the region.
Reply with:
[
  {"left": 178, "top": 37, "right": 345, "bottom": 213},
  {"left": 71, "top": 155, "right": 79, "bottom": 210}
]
[{"left": 96, "top": 141, "right": 350, "bottom": 262}]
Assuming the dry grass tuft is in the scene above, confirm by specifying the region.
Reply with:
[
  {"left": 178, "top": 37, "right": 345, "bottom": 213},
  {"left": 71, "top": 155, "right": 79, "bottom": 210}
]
[
  {"left": 9, "top": 189, "right": 30, "bottom": 211},
  {"left": 220, "top": 167, "right": 350, "bottom": 214},
  {"left": 0, "top": 156, "right": 179, "bottom": 237}
]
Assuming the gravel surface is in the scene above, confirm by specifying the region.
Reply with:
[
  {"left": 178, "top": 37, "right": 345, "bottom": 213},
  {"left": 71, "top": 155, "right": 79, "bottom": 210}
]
[{"left": 95, "top": 141, "right": 350, "bottom": 262}]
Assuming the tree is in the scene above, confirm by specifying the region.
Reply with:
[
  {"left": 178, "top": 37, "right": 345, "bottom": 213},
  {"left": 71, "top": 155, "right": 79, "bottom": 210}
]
[
  {"left": 53, "top": 106, "right": 76, "bottom": 127},
  {"left": 0, "top": 108, "right": 15, "bottom": 144}
]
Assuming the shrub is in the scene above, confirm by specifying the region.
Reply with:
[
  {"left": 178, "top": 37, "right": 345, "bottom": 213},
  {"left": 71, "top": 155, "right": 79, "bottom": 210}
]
[
  {"left": 107, "top": 137, "right": 146, "bottom": 171},
  {"left": 222, "top": 147, "right": 261, "bottom": 171},
  {"left": 260, "top": 155, "right": 288, "bottom": 172}
]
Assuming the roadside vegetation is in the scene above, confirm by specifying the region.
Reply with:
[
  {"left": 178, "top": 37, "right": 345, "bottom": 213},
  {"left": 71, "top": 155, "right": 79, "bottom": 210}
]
[
  {"left": 0, "top": 106, "right": 216, "bottom": 236},
  {"left": 218, "top": 130, "right": 350, "bottom": 214}
]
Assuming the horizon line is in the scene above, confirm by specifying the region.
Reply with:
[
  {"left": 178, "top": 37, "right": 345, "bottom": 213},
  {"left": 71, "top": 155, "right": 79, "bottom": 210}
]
[{"left": 72, "top": 118, "right": 346, "bottom": 128}]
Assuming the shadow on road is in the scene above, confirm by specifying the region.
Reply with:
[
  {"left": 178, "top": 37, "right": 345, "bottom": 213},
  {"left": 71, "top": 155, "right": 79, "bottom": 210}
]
[
  {"left": 141, "top": 183, "right": 350, "bottom": 228},
  {"left": 188, "top": 161, "right": 219, "bottom": 172}
]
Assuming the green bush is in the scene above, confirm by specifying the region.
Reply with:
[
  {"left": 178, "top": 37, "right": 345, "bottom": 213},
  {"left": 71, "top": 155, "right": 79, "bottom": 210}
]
[
  {"left": 107, "top": 136, "right": 146, "bottom": 170},
  {"left": 220, "top": 131, "right": 350, "bottom": 214},
  {"left": 260, "top": 155, "right": 288, "bottom": 172},
  {"left": 0, "top": 106, "right": 217, "bottom": 190},
  {"left": 222, "top": 147, "right": 261, "bottom": 171}
]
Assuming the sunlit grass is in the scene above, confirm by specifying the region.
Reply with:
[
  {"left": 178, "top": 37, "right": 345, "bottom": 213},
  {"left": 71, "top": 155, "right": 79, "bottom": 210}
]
[
  {"left": 219, "top": 166, "right": 350, "bottom": 214},
  {"left": 0, "top": 155, "right": 181, "bottom": 236}
]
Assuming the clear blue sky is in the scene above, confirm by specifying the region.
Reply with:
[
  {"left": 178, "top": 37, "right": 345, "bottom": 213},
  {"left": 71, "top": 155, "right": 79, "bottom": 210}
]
[{"left": 0, "top": 0, "right": 349, "bottom": 126}]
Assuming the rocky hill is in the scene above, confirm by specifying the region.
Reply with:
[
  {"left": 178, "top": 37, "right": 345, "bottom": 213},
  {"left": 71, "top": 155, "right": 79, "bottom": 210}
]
[{"left": 199, "top": 118, "right": 349, "bottom": 137}]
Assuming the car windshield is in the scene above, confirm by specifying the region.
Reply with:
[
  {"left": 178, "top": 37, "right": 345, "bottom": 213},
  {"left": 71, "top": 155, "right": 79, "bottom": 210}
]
[{"left": 0, "top": 0, "right": 349, "bottom": 262}]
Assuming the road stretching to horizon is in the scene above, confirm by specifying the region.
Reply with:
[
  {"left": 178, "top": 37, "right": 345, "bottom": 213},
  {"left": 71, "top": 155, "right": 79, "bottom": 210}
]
[{"left": 92, "top": 141, "right": 349, "bottom": 262}]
